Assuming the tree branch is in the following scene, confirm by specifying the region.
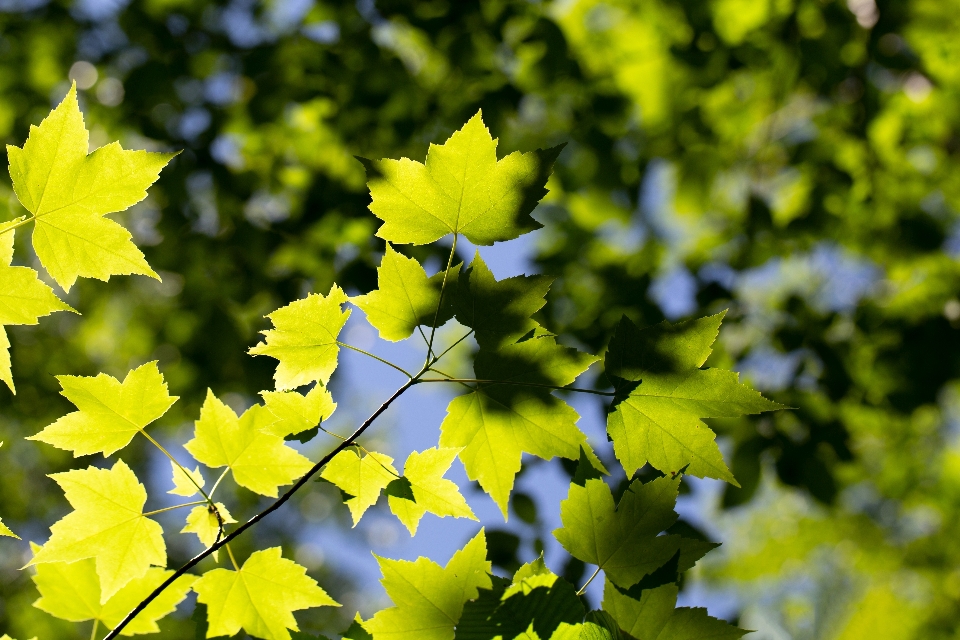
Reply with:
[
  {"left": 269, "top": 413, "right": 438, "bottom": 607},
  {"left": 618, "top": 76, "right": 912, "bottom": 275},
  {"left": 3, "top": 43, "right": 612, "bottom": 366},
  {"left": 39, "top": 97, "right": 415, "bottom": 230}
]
[{"left": 104, "top": 377, "right": 418, "bottom": 639}]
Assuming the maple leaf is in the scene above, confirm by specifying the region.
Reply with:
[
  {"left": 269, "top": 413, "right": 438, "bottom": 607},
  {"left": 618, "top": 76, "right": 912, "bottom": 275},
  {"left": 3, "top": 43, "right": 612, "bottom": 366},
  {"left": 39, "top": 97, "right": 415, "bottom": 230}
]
[
  {"left": 6, "top": 84, "right": 175, "bottom": 291},
  {"left": 181, "top": 502, "right": 236, "bottom": 560},
  {"left": 0, "top": 517, "right": 18, "bottom": 539},
  {"left": 184, "top": 390, "right": 313, "bottom": 497},
  {"left": 26, "top": 459, "right": 166, "bottom": 602},
  {"left": 605, "top": 314, "right": 782, "bottom": 483},
  {"left": 440, "top": 334, "right": 599, "bottom": 517},
  {"left": 364, "top": 111, "right": 562, "bottom": 246},
  {"left": 168, "top": 461, "right": 205, "bottom": 497},
  {"left": 363, "top": 529, "right": 492, "bottom": 640},
  {"left": 353, "top": 244, "right": 461, "bottom": 341},
  {"left": 454, "top": 253, "right": 553, "bottom": 349},
  {"left": 28, "top": 361, "right": 177, "bottom": 457},
  {"left": 249, "top": 285, "right": 351, "bottom": 391},
  {"left": 0, "top": 222, "right": 75, "bottom": 392},
  {"left": 260, "top": 384, "right": 336, "bottom": 438},
  {"left": 193, "top": 546, "right": 340, "bottom": 640},
  {"left": 553, "top": 477, "right": 682, "bottom": 589},
  {"left": 387, "top": 447, "right": 477, "bottom": 535},
  {"left": 602, "top": 579, "right": 678, "bottom": 639},
  {"left": 30, "top": 544, "right": 195, "bottom": 635},
  {"left": 320, "top": 448, "right": 398, "bottom": 525}
]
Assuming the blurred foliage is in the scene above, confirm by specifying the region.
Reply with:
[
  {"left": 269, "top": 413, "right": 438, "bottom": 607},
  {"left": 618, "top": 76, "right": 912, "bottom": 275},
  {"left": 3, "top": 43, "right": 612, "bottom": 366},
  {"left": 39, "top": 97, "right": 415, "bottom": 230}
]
[{"left": 1, "top": 0, "right": 960, "bottom": 637}]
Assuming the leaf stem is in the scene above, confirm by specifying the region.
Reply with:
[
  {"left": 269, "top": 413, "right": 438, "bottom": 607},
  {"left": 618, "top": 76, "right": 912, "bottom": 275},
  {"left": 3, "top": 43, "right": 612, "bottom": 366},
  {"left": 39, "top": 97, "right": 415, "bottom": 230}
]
[
  {"left": 576, "top": 566, "right": 601, "bottom": 596},
  {"left": 430, "top": 328, "right": 474, "bottom": 366},
  {"left": 104, "top": 375, "right": 421, "bottom": 639},
  {"left": 225, "top": 543, "right": 240, "bottom": 571},
  {"left": 338, "top": 341, "right": 413, "bottom": 378},
  {"left": 0, "top": 214, "right": 35, "bottom": 236},
  {"left": 416, "top": 378, "right": 617, "bottom": 396},
  {"left": 207, "top": 468, "right": 230, "bottom": 500},
  {"left": 139, "top": 429, "right": 213, "bottom": 505},
  {"left": 425, "top": 234, "right": 458, "bottom": 364},
  {"left": 90, "top": 618, "right": 100, "bottom": 640},
  {"left": 143, "top": 500, "right": 207, "bottom": 517}
]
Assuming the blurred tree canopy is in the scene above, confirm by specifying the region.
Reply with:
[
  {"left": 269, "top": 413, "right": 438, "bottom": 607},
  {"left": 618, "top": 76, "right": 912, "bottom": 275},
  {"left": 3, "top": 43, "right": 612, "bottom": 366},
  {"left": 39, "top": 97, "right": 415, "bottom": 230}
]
[{"left": 2, "top": 0, "right": 960, "bottom": 637}]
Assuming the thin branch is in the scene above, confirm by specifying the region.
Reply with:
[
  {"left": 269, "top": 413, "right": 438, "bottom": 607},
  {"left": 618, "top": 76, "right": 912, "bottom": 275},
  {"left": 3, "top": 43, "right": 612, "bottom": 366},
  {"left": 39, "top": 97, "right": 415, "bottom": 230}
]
[
  {"left": 104, "top": 377, "right": 418, "bottom": 639},
  {"left": 425, "top": 234, "right": 458, "bottom": 363},
  {"left": 576, "top": 566, "right": 601, "bottom": 596},
  {"left": 417, "top": 378, "right": 617, "bottom": 397},
  {"left": 338, "top": 341, "right": 413, "bottom": 378}
]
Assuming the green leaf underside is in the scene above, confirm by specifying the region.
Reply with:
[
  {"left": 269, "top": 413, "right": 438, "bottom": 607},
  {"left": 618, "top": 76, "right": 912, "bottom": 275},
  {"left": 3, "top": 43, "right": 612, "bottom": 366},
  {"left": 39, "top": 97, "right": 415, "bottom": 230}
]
[
  {"left": 388, "top": 447, "right": 476, "bottom": 535},
  {"left": 353, "top": 243, "right": 461, "bottom": 342},
  {"left": 365, "top": 111, "right": 561, "bottom": 246},
  {"left": 26, "top": 460, "right": 166, "bottom": 603},
  {"left": 6, "top": 84, "right": 174, "bottom": 291},
  {"left": 249, "top": 285, "right": 350, "bottom": 391},
  {"left": 454, "top": 253, "right": 553, "bottom": 349},
  {"left": 320, "top": 448, "right": 398, "bottom": 525},
  {"left": 554, "top": 477, "right": 681, "bottom": 589},
  {"left": 363, "top": 530, "right": 492, "bottom": 640},
  {"left": 260, "top": 385, "right": 336, "bottom": 438},
  {"left": 185, "top": 390, "right": 313, "bottom": 497},
  {"left": 0, "top": 224, "right": 74, "bottom": 392},
  {"left": 193, "top": 547, "right": 340, "bottom": 640},
  {"left": 606, "top": 315, "right": 782, "bottom": 484},
  {"left": 29, "top": 361, "right": 177, "bottom": 457},
  {"left": 31, "top": 546, "right": 196, "bottom": 635}
]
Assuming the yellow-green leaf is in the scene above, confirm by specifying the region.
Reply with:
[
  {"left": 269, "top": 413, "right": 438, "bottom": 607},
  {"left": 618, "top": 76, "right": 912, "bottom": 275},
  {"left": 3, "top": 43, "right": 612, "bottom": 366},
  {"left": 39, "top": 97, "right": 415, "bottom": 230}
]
[
  {"left": 181, "top": 503, "right": 236, "bottom": 560},
  {"left": 6, "top": 84, "right": 175, "bottom": 291},
  {"left": 250, "top": 285, "right": 350, "bottom": 391},
  {"left": 193, "top": 546, "right": 340, "bottom": 640},
  {"left": 28, "top": 361, "right": 177, "bottom": 457},
  {"left": 26, "top": 459, "right": 166, "bottom": 602},
  {"left": 0, "top": 517, "right": 18, "bottom": 539},
  {"left": 352, "top": 244, "right": 460, "bottom": 341},
  {"left": 388, "top": 447, "right": 476, "bottom": 535},
  {"left": 168, "top": 461, "right": 205, "bottom": 497},
  {"left": 184, "top": 390, "right": 313, "bottom": 497},
  {"left": 365, "top": 111, "right": 561, "bottom": 246},
  {"left": 260, "top": 384, "right": 336, "bottom": 438},
  {"left": 31, "top": 544, "right": 196, "bottom": 636},
  {"left": 321, "top": 448, "right": 397, "bottom": 525},
  {"left": 363, "top": 529, "right": 492, "bottom": 640}
]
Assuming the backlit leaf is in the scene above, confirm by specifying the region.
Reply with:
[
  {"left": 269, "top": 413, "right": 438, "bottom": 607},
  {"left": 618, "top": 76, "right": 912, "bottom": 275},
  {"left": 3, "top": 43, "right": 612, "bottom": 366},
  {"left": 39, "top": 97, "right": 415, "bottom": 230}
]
[
  {"left": 363, "top": 529, "right": 492, "bottom": 640},
  {"left": 184, "top": 391, "right": 313, "bottom": 497},
  {"left": 193, "top": 546, "right": 339, "bottom": 640},
  {"left": 321, "top": 448, "right": 397, "bottom": 525},
  {"left": 0, "top": 517, "right": 18, "bottom": 539},
  {"left": 602, "top": 579, "right": 678, "bottom": 639},
  {"left": 353, "top": 243, "right": 461, "bottom": 341},
  {"left": 553, "top": 477, "right": 681, "bottom": 589},
  {"left": 388, "top": 447, "right": 477, "bottom": 535},
  {"left": 260, "top": 384, "right": 336, "bottom": 438},
  {"left": 181, "top": 502, "right": 236, "bottom": 551},
  {"left": 365, "top": 111, "right": 561, "bottom": 246},
  {"left": 6, "top": 84, "right": 174, "bottom": 291},
  {"left": 168, "top": 461, "right": 205, "bottom": 498},
  {"left": 29, "top": 361, "right": 177, "bottom": 457},
  {"left": 249, "top": 285, "right": 350, "bottom": 391},
  {"left": 26, "top": 459, "right": 166, "bottom": 602}
]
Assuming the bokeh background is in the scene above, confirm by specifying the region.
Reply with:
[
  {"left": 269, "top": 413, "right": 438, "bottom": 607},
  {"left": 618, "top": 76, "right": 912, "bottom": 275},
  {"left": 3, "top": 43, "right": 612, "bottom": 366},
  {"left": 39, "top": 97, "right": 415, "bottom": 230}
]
[{"left": 2, "top": 0, "right": 960, "bottom": 637}]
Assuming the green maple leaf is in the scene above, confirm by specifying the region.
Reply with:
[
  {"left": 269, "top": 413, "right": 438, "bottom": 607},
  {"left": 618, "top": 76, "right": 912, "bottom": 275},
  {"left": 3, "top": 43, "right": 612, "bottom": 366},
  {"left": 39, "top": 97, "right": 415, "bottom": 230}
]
[
  {"left": 0, "top": 222, "right": 75, "bottom": 392},
  {"left": 440, "top": 334, "right": 599, "bottom": 517},
  {"left": 260, "top": 384, "right": 337, "bottom": 438},
  {"left": 363, "top": 529, "right": 492, "bottom": 640},
  {"left": 602, "top": 579, "right": 678, "bottom": 639},
  {"left": 184, "top": 391, "right": 313, "bottom": 497},
  {"left": 353, "top": 243, "right": 461, "bottom": 342},
  {"left": 656, "top": 608, "right": 748, "bottom": 640},
  {"left": 387, "top": 447, "right": 477, "bottom": 535},
  {"left": 364, "top": 111, "right": 562, "bottom": 246},
  {"left": 181, "top": 502, "right": 236, "bottom": 549},
  {"left": 547, "top": 623, "right": 615, "bottom": 640},
  {"left": 28, "top": 361, "right": 177, "bottom": 457},
  {"left": 0, "top": 517, "right": 18, "bottom": 539},
  {"left": 320, "top": 448, "right": 398, "bottom": 525},
  {"left": 30, "top": 544, "right": 196, "bottom": 635},
  {"left": 26, "top": 459, "right": 166, "bottom": 602},
  {"left": 5, "top": 84, "right": 175, "bottom": 291},
  {"left": 605, "top": 314, "right": 782, "bottom": 483},
  {"left": 193, "top": 546, "right": 340, "bottom": 640},
  {"left": 168, "top": 461, "right": 205, "bottom": 497},
  {"left": 553, "top": 477, "right": 682, "bottom": 589},
  {"left": 249, "top": 285, "right": 351, "bottom": 391},
  {"left": 454, "top": 253, "right": 553, "bottom": 349}
]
